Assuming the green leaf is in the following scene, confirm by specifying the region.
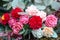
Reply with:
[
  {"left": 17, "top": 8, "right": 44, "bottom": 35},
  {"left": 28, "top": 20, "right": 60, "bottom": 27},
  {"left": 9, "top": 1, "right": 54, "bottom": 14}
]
[
  {"left": 23, "top": 29, "right": 32, "bottom": 36},
  {"left": 51, "top": 1, "right": 60, "bottom": 10},
  {"left": 35, "top": 0, "right": 42, "bottom": 3},
  {"left": 2, "top": 37, "right": 8, "bottom": 40},
  {"left": 19, "top": 28, "right": 25, "bottom": 34},
  {"left": 3, "top": 2, "right": 12, "bottom": 10},
  {"left": 24, "top": 24, "right": 29, "bottom": 30},
  {"left": 10, "top": 37, "right": 15, "bottom": 40},
  {"left": 35, "top": 5, "right": 46, "bottom": 10},
  {"left": 2, "top": 0, "right": 10, "bottom": 2},
  {"left": 6, "top": 2, "right": 12, "bottom": 10},
  {"left": 0, "top": 24, "right": 5, "bottom": 32},
  {"left": 19, "top": 24, "right": 30, "bottom": 35},
  {"left": 23, "top": 29, "right": 29, "bottom": 36},
  {"left": 11, "top": 0, "right": 25, "bottom": 9},
  {"left": 3, "top": 3, "right": 8, "bottom": 7},
  {"left": 55, "top": 20, "right": 60, "bottom": 34},
  {"left": 43, "top": 0, "right": 53, "bottom": 6}
]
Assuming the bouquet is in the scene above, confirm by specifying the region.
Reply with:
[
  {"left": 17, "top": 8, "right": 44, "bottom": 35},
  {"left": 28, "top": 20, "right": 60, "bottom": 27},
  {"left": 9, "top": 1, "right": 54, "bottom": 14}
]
[{"left": 0, "top": 0, "right": 60, "bottom": 40}]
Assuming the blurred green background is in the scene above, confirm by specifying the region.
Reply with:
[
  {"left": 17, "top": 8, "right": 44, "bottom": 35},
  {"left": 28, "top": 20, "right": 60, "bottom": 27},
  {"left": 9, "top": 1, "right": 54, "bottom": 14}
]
[{"left": 0, "top": 0, "right": 8, "bottom": 16}]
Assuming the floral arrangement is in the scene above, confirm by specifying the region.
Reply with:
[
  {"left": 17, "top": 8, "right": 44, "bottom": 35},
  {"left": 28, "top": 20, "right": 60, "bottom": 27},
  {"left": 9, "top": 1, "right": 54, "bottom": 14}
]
[
  {"left": 0, "top": 5, "right": 59, "bottom": 40},
  {"left": 0, "top": 0, "right": 60, "bottom": 40}
]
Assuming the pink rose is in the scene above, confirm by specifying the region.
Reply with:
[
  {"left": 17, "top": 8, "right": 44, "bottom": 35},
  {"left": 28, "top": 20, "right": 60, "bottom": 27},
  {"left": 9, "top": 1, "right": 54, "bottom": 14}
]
[
  {"left": 45, "top": 15, "right": 58, "bottom": 28},
  {"left": 19, "top": 15, "right": 29, "bottom": 24},
  {"left": 25, "top": 5, "right": 39, "bottom": 16},
  {"left": 8, "top": 18, "right": 16, "bottom": 27},
  {"left": 12, "top": 22, "right": 23, "bottom": 34}
]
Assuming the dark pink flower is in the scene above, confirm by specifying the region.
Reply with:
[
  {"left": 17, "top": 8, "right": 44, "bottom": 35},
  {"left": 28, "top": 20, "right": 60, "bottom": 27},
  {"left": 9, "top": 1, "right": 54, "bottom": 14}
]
[
  {"left": 19, "top": 15, "right": 29, "bottom": 24},
  {"left": 8, "top": 18, "right": 16, "bottom": 27},
  {"left": 45, "top": 15, "right": 58, "bottom": 28},
  {"left": 12, "top": 22, "right": 23, "bottom": 34}
]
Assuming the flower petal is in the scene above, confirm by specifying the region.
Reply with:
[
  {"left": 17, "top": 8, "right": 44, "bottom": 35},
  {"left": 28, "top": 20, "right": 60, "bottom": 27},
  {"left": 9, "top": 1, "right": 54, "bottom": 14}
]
[{"left": 32, "top": 28, "right": 43, "bottom": 38}]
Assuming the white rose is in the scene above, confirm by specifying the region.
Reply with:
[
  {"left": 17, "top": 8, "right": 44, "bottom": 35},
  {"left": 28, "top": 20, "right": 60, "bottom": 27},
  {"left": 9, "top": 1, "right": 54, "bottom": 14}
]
[
  {"left": 25, "top": 5, "right": 39, "bottom": 16},
  {"left": 32, "top": 28, "right": 43, "bottom": 38},
  {"left": 36, "top": 11, "right": 46, "bottom": 22}
]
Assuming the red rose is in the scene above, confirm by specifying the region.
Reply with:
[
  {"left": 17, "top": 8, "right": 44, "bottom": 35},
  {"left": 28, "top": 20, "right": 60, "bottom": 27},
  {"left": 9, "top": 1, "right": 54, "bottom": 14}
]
[
  {"left": 11, "top": 7, "right": 23, "bottom": 18},
  {"left": 1, "top": 13, "right": 10, "bottom": 25},
  {"left": 1, "top": 20, "right": 7, "bottom": 25},
  {"left": 29, "top": 16, "right": 42, "bottom": 30}
]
